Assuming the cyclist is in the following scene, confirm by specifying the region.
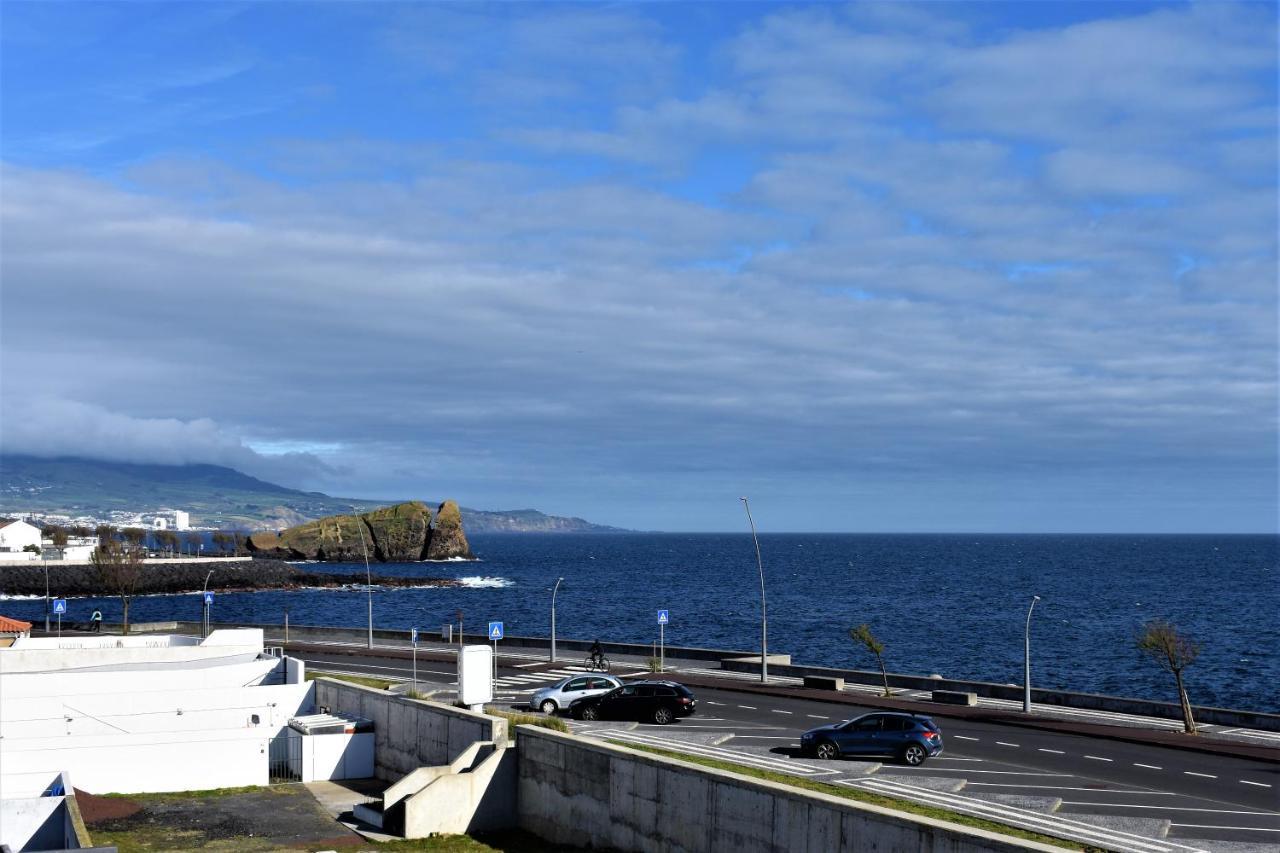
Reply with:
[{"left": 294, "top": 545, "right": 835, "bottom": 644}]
[{"left": 587, "top": 639, "right": 606, "bottom": 670}]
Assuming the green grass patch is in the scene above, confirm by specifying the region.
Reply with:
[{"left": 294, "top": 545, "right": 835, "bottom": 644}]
[
  {"left": 368, "top": 829, "right": 577, "bottom": 851},
  {"left": 491, "top": 709, "right": 569, "bottom": 735},
  {"left": 606, "top": 740, "right": 1094, "bottom": 851},
  {"left": 306, "top": 670, "right": 394, "bottom": 690}
]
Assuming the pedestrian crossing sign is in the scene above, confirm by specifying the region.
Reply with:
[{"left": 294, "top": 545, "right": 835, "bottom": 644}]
[
  {"left": 52, "top": 599, "right": 67, "bottom": 614},
  {"left": 657, "top": 609, "right": 669, "bottom": 625},
  {"left": 489, "top": 621, "right": 504, "bottom": 641}
]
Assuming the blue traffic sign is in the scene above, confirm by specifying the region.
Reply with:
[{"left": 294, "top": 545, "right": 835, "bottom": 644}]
[
  {"left": 657, "top": 609, "right": 669, "bottom": 625},
  {"left": 203, "top": 591, "right": 214, "bottom": 606},
  {"left": 411, "top": 627, "right": 419, "bottom": 645},
  {"left": 488, "top": 621, "right": 504, "bottom": 641},
  {"left": 52, "top": 599, "right": 67, "bottom": 614}
]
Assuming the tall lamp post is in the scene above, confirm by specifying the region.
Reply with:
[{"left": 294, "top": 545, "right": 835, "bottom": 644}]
[
  {"left": 740, "top": 497, "right": 768, "bottom": 684},
  {"left": 44, "top": 560, "right": 51, "bottom": 633},
  {"left": 356, "top": 522, "right": 373, "bottom": 648},
  {"left": 1023, "top": 595, "right": 1041, "bottom": 714},
  {"left": 550, "top": 577, "right": 564, "bottom": 663}
]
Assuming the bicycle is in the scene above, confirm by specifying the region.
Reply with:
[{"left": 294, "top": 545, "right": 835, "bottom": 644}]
[{"left": 584, "top": 651, "right": 611, "bottom": 672}]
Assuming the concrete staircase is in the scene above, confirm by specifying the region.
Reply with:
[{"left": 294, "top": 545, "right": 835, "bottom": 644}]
[{"left": 352, "top": 740, "right": 516, "bottom": 838}]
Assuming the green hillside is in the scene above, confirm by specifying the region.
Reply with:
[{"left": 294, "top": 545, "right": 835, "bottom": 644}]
[{"left": 0, "top": 455, "right": 624, "bottom": 533}]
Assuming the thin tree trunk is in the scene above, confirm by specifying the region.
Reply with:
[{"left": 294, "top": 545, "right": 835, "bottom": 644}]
[
  {"left": 1175, "top": 670, "right": 1196, "bottom": 734},
  {"left": 121, "top": 597, "right": 130, "bottom": 635},
  {"left": 877, "top": 655, "right": 891, "bottom": 697}
]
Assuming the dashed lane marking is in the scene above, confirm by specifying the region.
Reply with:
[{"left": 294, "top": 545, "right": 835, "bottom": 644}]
[
  {"left": 1240, "top": 780, "right": 1272, "bottom": 788},
  {"left": 1183, "top": 772, "right": 1217, "bottom": 779},
  {"left": 1039, "top": 748, "right": 1065, "bottom": 754},
  {"left": 1085, "top": 755, "right": 1113, "bottom": 762},
  {"left": 954, "top": 735, "right": 979, "bottom": 741},
  {"left": 806, "top": 714, "right": 826, "bottom": 719},
  {"left": 738, "top": 705, "right": 757, "bottom": 710},
  {"left": 1134, "top": 763, "right": 1163, "bottom": 770},
  {"left": 890, "top": 768, "right": 1072, "bottom": 776},
  {"left": 771, "top": 709, "right": 793, "bottom": 715},
  {"left": 995, "top": 741, "right": 1019, "bottom": 747}
]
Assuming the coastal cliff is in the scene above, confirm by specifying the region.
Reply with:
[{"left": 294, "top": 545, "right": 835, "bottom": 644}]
[{"left": 245, "top": 500, "right": 473, "bottom": 561}]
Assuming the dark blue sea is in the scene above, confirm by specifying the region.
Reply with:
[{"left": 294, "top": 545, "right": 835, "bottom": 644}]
[{"left": 7, "top": 534, "right": 1276, "bottom": 712}]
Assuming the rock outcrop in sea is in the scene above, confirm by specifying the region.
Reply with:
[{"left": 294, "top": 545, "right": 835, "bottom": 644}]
[{"left": 246, "top": 500, "right": 474, "bottom": 561}]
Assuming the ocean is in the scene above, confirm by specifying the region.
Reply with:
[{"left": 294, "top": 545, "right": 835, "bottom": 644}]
[{"left": 5, "top": 533, "right": 1275, "bottom": 712}]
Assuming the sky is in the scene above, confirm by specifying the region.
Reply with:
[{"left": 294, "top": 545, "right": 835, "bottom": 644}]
[{"left": 0, "top": 1, "right": 1276, "bottom": 533}]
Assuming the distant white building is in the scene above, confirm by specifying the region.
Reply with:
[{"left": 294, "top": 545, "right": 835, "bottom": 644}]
[
  {"left": 152, "top": 516, "right": 168, "bottom": 530},
  {"left": 173, "top": 510, "right": 190, "bottom": 531},
  {"left": 0, "top": 520, "right": 42, "bottom": 561},
  {"left": 41, "top": 536, "right": 98, "bottom": 562}
]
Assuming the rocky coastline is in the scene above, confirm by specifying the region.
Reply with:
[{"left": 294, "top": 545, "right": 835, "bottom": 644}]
[
  {"left": 0, "top": 558, "right": 459, "bottom": 598},
  {"left": 246, "top": 500, "right": 474, "bottom": 562}
]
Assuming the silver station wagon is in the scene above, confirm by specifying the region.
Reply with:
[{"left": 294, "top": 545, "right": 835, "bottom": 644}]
[{"left": 531, "top": 673, "right": 622, "bottom": 714}]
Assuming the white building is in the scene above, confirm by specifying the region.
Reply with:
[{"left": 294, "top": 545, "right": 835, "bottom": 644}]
[
  {"left": 173, "top": 510, "right": 190, "bottom": 531},
  {"left": 40, "top": 535, "right": 98, "bottom": 562},
  {"left": 0, "top": 629, "right": 372, "bottom": 796},
  {"left": 0, "top": 519, "right": 42, "bottom": 561},
  {"left": 152, "top": 516, "right": 169, "bottom": 530}
]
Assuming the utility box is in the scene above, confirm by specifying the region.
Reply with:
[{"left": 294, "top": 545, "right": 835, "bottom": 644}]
[{"left": 458, "top": 644, "right": 493, "bottom": 708}]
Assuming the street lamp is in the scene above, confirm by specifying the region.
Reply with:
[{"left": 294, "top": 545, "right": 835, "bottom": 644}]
[
  {"left": 1023, "top": 595, "right": 1041, "bottom": 714},
  {"left": 550, "top": 577, "right": 564, "bottom": 663},
  {"left": 740, "top": 497, "right": 768, "bottom": 684},
  {"left": 44, "top": 559, "right": 50, "bottom": 633},
  {"left": 356, "top": 522, "right": 373, "bottom": 649}
]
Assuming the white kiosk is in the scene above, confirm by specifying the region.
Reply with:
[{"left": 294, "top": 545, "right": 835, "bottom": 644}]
[{"left": 457, "top": 644, "right": 493, "bottom": 712}]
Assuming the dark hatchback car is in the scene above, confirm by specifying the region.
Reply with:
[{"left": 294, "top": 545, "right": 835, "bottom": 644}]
[
  {"left": 569, "top": 680, "right": 697, "bottom": 725},
  {"left": 800, "top": 712, "right": 943, "bottom": 766}
]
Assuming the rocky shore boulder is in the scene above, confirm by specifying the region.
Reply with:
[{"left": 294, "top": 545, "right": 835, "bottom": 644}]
[
  {"left": 246, "top": 500, "right": 473, "bottom": 562},
  {"left": 425, "top": 500, "right": 474, "bottom": 560}
]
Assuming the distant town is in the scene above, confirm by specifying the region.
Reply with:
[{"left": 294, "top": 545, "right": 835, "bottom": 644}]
[{"left": 0, "top": 508, "right": 233, "bottom": 563}]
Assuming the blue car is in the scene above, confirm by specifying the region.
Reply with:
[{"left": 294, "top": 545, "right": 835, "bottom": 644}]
[{"left": 800, "top": 712, "right": 943, "bottom": 766}]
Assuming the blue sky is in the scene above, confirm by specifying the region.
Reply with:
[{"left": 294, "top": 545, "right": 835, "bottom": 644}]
[{"left": 1, "top": 2, "right": 1276, "bottom": 532}]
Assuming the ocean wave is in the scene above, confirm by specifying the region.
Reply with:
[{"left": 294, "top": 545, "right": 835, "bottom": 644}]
[
  {"left": 457, "top": 576, "right": 512, "bottom": 588},
  {"left": 423, "top": 556, "right": 481, "bottom": 563},
  {"left": 0, "top": 593, "right": 45, "bottom": 601}
]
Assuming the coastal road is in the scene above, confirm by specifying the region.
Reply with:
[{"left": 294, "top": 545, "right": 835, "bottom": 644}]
[{"left": 296, "top": 649, "right": 1280, "bottom": 851}]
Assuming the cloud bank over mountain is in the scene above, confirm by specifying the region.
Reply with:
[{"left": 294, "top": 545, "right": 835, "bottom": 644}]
[{"left": 0, "top": 2, "right": 1274, "bottom": 531}]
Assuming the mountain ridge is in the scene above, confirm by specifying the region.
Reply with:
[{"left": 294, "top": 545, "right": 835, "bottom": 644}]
[{"left": 0, "top": 454, "right": 626, "bottom": 533}]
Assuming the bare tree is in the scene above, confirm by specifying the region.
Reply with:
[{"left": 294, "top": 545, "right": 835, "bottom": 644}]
[
  {"left": 92, "top": 540, "right": 144, "bottom": 635},
  {"left": 95, "top": 523, "right": 116, "bottom": 546},
  {"left": 1136, "top": 619, "right": 1200, "bottom": 734},
  {"left": 183, "top": 532, "right": 202, "bottom": 556},
  {"left": 211, "top": 532, "right": 231, "bottom": 555},
  {"left": 122, "top": 527, "right": 148, "bottom": 548},
  {"left": 850, "top": 623, "right": 891, "bottom": 697},
  {"left": 48, "top": 526, "right": 69, "bottom": 549}
]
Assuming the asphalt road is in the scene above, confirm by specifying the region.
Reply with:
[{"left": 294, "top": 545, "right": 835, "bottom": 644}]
[{"left": 297, "top": 649, "right": 1280, "bottom": 851}]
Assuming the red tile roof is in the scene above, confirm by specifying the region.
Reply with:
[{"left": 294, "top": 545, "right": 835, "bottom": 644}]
[{"left": 0, "top": 615, "right": 33, "bottom": 632}]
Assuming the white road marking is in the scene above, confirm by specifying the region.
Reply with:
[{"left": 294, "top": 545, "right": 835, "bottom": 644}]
[
  {"left": 1060, "top": 803, "right": 1274, "bottom": 815},
  {"left": 1133, "top": 763, "right": 1162, "bottom": 770},
  {"left": 732, "top": 735, "right": 802, "bottom": 740},
  {"left": 995, "top": 741, "right": 1019, "bottom": 747},
  {"left": 1169, "top": 824, "right": 1280, "bottom": 832},
  {"left": 1038, "top": 748, "right": 1065, "bottom": 754},
  {"left": 738, "top": 705, "right": 757, "bottom": 710},
  {"left": 706, "top": 701, "right": 725, "bottom": 706},
  {"left": 806, "top": 714, "right": 826, "bottom": 719},
  {"left": 595, "top": 730, "right": 840, "bottom": 776},
  {"left": 965, "top": 784, "right": 1177, "bottom": 794},
  {"left": 892, "top": 768, "right": 1071, "bottom": 776},
  {"left": 1084, "top": 755, "right": 1113, "bottom": 762},
  {"left": 771, "top": 709, "right": 793, "bottom": 715},
  {"left": 849, "top": 777, "right": 1209, "bottom": 853},
  {"left": 953, "top": 735, "right": 979, "bottom": 741},
  {"left": 1239, "top": 780, "right": 1272, "bottom": 788},
  {"left": 1183, "top": 771, "right": 1217, "bottom": 779},
  {"left": 932, "top": 757, "right": 983, "bottom": 762}
]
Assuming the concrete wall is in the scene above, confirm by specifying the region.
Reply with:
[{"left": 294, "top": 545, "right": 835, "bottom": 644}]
[
  {"left": 313, "top": 678, "right": 507, "bottom": 781},
  {"left": 516, "top": 727, "right": 1059, "bottom": 853}
]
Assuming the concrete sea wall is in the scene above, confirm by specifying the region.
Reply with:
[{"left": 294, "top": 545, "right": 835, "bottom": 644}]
[{"left": 516, "top": 727, "right": 1059, "bottom": 853}]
